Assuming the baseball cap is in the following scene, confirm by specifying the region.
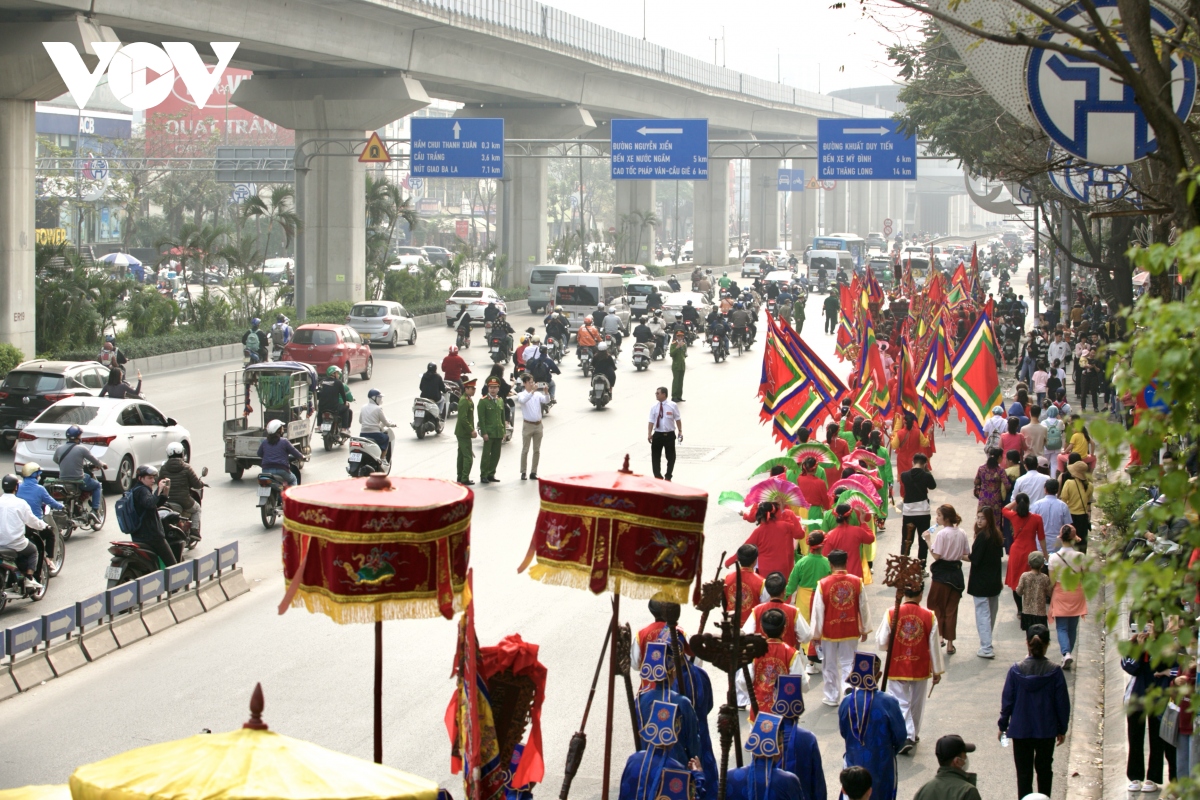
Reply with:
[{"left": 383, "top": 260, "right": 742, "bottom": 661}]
[
  {"left": 935, "top": 735, "right": 975, "bottom": 765},
  {"left": 1037, "top": 456, "right": 1049, "bottom": 469}
]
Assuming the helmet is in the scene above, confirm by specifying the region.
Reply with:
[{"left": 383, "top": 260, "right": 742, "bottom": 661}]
[
  {"left": 1, "top": 475, "right": 17, "bottom": 494},
  {"left": 686, "top": 300, "right": 693, "bottom": 306},
  {"left": 555, "top": 306, "right": 563, "bottom": 312},
  {"left": 597, "top": 342, "right": 608, "bottom": 351},
  {"left": 584, "top": 315, "right": 593, "bottom": 324},
  {"left": 105, "top": 334, "right": 115, "bottom": 343},
  {"left": 449, "top": 345, "right": 459, "bottom": 355},
  {"left": 165, "top": 442, "right": 185, "bottom": 458},
  {"left": 326, "top": 366, "right": 342, "bottom": 377},
  {"left": 368, "top": 389, "right": 383, "bottom": 403},
  {"left": 520, "top": 335, "right": 530, "bottom": 345},
  {"left": 135, "top": 464, "right": 160, "bottom": 479},
  {"left": 427, "top": 362, "right": 438, "bottom": 371},
  {"left": 597, "top": 303, "right": 605, "bottom": 309},
  {"left": 531, "top": 336, "right": 541, "bottom": 344},
  {"left": 250, "top": 317, "right": 261, "bottom": 328},
  {"left": 608, "top": 306, "right": 616, "bottom": 313},
  {"left": 722, "top": 271, "right": 728, "bottom": 276},
  {"left": 65, "top": 425, "right": 82, "bottom": 441},
  {"left": 734, "top": 302, "right": 744, "bottom": 309},
  {"left": 21, "top": 462, "right": 40, "bottom": 478},
  {"left": 265, "top": 420, "right": 285, "bottom": 435}
]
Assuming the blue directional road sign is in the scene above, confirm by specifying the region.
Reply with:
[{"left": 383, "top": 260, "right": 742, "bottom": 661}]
[
  {"left": 817, "top": 118, "right": 916, "bottom": 181},
  {"left": 611, "top": 119, "right": 707, "bottom": 180},
  {"left": 411, "top": 118, "right": 504, "bottom": 179},
  {"left": 777, "top": 168, "right": 805, "bottom": 192}
]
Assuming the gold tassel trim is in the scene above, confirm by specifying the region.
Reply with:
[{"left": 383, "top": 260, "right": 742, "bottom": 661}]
[
  {"left": 290, "top": 586, "right": 466, "bottom": 623},
  {"left": 527, "top": 561, "right": 689, "bottom": 604}
]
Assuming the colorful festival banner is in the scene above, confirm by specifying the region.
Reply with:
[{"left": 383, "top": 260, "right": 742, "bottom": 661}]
[
  {"left": 854, "top": 313, "right": 892, "bottom": 420},
  {"left": 768, "top": 318, "right": 849, "bottom": 445},
  {"left": 916, "top": 314, "right": 954, "bottom": 427},
  {"left": 951, "top": 311, "right": 1002, "bottom": 442}
]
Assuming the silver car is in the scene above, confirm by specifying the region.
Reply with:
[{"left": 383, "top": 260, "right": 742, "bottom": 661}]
[{"left": 347, "top": 301, "right": 417, "bottom": 348}]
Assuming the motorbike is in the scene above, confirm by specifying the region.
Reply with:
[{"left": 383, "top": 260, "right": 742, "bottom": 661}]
[
  {"left": 444, "top": 379, "right": 464, "bottom": 418},
  {"left": 548, "top": 336, "right": 566, "bottom": 362},
  {"left": 43, "top": 465, "right": 107, "bottom": 541},
  {"left": 412, "top": 397, "right": 444, "bottom": 439},
  {"left": 456, "top": 327, "right": 471, "bottom": 349},
  {"left": 589, "top": 373, "right": 612, "bottom": 409},
  {"left": 162, "top": 466, "right": 207, "bottom": 552},
  {"left": 603, "top": 334, "right": 622, "bottom": 359},
  {"left": 242, "top": 346, "right": 265, "bottom": 367},
  {"left": 710, "top": 332, "right": 729, "bottom": 363},
  {"left": 578, "top": 346, "right": 595, "bottom": 377},
  {"left": 0, "top": 525, "right": 58, "bottom": 609},
  {"left": 766, "top": 298, "right": 777, "bottom": 317},
  {"left": 105, "top": 508, "right": 187, "bottom": 586},
  {"left": 680, "top": 319, "right": 698, "bottom": 345},
  {"left": 817, "top": 274, "right": 828, "bottom": 294},
  {"left": 503, "top": 398, "right": 515, "bottom": 443},
  {"left": 347, "top": 427, "right": 396, "bottom": 477},
  {"left": 631, "top": 342, "right": 652, "bottom": 372},
  {"left": 319, "top": 409, "right": 351, "bottom": 451},
  {"left": 488, "top": 333, "right": 510, "bottom": 365}
]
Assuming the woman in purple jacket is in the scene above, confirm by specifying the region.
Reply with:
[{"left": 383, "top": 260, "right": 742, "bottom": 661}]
[{"left": 998, "top": 624, "right": 1070, "bottom": 799}]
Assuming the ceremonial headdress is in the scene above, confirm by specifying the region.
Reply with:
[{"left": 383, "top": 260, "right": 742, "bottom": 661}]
[
  {"left": 639, "top": 641, "right": 670, "bottom": 684},
  {"left": 772, "top": 674, "right": 805, "bottom": 719},
  {"left": 640, "top": 700, "right": 680, "bottom": 748},
  {"left": 744, "top": 711, "right": 783, "bottom": 759},
  {"left": 848, "top": 651, "right": 880, "bottom": 691}
]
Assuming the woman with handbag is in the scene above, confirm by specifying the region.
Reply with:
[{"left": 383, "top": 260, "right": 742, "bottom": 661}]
[{"left": 1047, "top": 525, "right": 1089, "bottom": 670}]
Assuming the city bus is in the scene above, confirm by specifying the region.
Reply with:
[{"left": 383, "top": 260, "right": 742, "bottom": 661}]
[{"left": 811, "top": 234, "right": 867, "bottom": 268}]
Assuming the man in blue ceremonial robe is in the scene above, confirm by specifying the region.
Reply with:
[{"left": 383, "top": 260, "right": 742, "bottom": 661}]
[
  {"left": 637, "top": 641, "right": 702, "bottom": 769},
  {"left": 619, "top": 700, "right": 705, "bottom": 800},
  {"left": 838, "top": 652, "right": 906, "bottom": 800},
  {"left": 773, "top": 674, "right": 826, "bottom": 800},
  {"left": 725, "top": 711, "right": 804, "bottom": 800}
]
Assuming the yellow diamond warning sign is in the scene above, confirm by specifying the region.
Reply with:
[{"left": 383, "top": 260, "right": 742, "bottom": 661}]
[{"left": 359, "top": 132, "right": 391, "bottom": 164}]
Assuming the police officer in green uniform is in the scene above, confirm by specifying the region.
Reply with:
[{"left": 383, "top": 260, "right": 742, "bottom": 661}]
[
  {"left": 476, "top": 377, "right": 506, "bottom": 483},
  {"left": 455, "top": 379, "right": 478, "bottom": 485},
  {"left": 669, "top": 329, "right": 688, "bottom": 402}
]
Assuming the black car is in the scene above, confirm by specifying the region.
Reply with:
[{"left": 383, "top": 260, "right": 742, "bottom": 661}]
[{"left": 0, "top": 360, "right": 109, "bottom": 450}]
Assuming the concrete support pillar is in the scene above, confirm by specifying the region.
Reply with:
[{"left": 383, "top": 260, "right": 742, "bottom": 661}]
[
  {"left": 749, "top": 159, "right": 781, "bottom": 249},
  {"left": 694, "top": 159, "right": 731, "bottom": 267},
  {"left": 826, "top": 182, "right": 847, "bottom": 234},
  {"left": 615, "top": 180, "right": 656, "bottom": 265},
  {"left": 0, "top": 18, "right": 118, "bottom": 357},
  {"left": 848, "top": 182, "right": 870, "bottom": 237},
  {"left": 232, "top": 75, "right": 430, "bottom": 315},
  {"left": 457, "top": 106, "right": 593, "bottom": 287},
  {"left": 792, "top": 160, "right": 818, "bottom": 253}
]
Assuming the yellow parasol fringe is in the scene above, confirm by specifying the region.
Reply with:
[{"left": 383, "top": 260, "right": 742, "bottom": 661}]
[
  {"left": 527, "top": 561, "right": 690, "bottom": 604},
  {"left": 290, "top": 587, "right": 466, "bottom": 624}
]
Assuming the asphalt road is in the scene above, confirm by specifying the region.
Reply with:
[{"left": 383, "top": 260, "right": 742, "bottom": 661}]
[{"left": 0, "top": 253, "right": 1073, "bottom": 800}]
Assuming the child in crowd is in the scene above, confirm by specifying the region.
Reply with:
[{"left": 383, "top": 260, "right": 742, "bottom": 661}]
[{"left": 1015, "top": 551, "right": 1051, "bottom": 630}]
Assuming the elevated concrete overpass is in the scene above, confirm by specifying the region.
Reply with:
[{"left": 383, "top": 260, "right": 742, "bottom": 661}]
[{"left": 0, "top": 0, "right": 896, "bottom": 350}]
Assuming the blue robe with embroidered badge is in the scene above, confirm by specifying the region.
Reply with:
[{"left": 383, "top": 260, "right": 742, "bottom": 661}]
[
  {"left": 725, "top": 758, "right": 803, "bottom": 800},
  {"left": 638, "top": 684, "right": 703, "bottom": 768},
  {"left": 837, "top": 689, "right": 906, "bottom": 800},
  {"left": 618, "top": 749, "right": 705, "bottom": 800},
  {"left": 686, "top": 661, "right": 719, "bottom": 800},
  {"left": 780, "top": 719, "right": 826, "bottom": 800}
]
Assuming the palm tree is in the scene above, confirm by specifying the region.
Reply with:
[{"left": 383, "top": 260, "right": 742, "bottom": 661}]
[
  {"left": 156, "top": 222, "right": 229, "bottom": 283},
  {"left": 365, "top": 176, "right": 419, "bottom": 298},
  {"left": 240, "top": 185, "right": 300, "bottom": 261}
]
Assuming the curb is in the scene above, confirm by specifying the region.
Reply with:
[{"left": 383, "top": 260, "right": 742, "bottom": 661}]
[
  {"left": 1103, "top": 584, "right": 1131, "bottom": 799},
  {"left": 1064, "top": 582, "right": 1109, "bottom": 800}
]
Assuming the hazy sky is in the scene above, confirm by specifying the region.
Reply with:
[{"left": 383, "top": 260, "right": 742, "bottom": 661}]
[{"left": 543, "top": 0, "right": 917, "bottom": 94}]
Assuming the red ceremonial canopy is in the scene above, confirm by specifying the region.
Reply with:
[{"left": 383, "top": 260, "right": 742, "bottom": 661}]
[{"left": 519, "top": 465, "right": 707, "bottom": 604}]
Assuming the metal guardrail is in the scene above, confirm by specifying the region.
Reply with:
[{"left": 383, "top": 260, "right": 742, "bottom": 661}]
[{"left": 390, "top": 0, "right": 886, "bottom": 117}]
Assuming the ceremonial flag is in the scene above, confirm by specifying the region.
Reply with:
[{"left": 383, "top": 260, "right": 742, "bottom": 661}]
[
  {"left": 447, "top": 571, "right": 502, "bottom": 800},
  {"left": 760, "top": 314, "right": 847, "bottom": 446},
  {"left": 901, "top": 260, "right": 917, "bottom": 297},
  {"left": 916, "top": 314, "right": 953, "bottom": 427},
  {"left": 945, "top": 281, "right": 970, "bottom": 310},
  {"left": 759, "top": 312, "right": 810, "bottom": 415},
  {"left": 950, "top": 261, "right": 971, "bottom": 295},
  {"left": 854, "top": 313, "right": 892, "bottom": 419},
  {"left": 894, "top": 336, "right": 921, "bottom": 422},
  {"left": 835, "top": 282, "right": 857, "bottom": 361},
  {"left": 926, "top": 269, "right": 947, "bottom": 309},
  {"left": 951, "top": 311, "right": 1002, "bottom": 442},
  {"left": 864, "top": 264, "right": 884, "bottom": 306}
]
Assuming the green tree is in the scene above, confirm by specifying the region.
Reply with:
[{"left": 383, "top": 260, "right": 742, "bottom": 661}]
[{"left": 364, "top": 175, "right": 418, "bottom": 299}]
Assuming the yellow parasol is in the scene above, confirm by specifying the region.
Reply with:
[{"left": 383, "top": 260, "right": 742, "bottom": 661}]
[
  {"left": 0, "top": 788, "right": 70, "bottom": 800},
  {"left": 69, "top": 685, "right": 438, "bottom": 800}
]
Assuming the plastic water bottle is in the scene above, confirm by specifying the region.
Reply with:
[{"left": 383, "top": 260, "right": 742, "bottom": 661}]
[{"left": 1000, "top": 733, "right": 1010, "bottom": 748}]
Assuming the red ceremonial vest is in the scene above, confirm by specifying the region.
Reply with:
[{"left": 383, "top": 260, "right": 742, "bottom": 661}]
[
  {"left": 886, "top": 603, "right": 934, "bottom": 681},
  {"left": 636, "top": 621, "right": 690, "bottom": 692},
  {"left": 751, "top": 599, "right": 801, "bottom": 649},
  {"left": 752, "top": 639, "right": 797, "bottom": 719},
  {"left": 724, "top": 568, "right": 765, "bottom": 625},
  {"left": 817, "top": 572, "right": 863, "bottom": 642}
]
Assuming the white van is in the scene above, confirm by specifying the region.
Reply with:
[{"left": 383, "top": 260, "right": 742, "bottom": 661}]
[
  {"left": 528, "top": 264, "right": 584, "bottom": 313},
  {"left": 805, "top": 249, "right": 855, "bottom": 283},
  {"left": 552, "top": 272, "right": 631, "bottom": 332}
]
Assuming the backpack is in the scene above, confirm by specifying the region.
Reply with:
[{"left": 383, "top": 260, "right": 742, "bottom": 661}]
[
  {"left": 270, "top": 326, "right": 285, "bottom": 348},
  {"left": 99, "top": 349, "right": 116, "bottom": 367},
  {"left": 1045, "top": 420, "right": 1063, "bottom": 451},
  {"left": 984, "top": 423, "right": 1002, "bottom": 452},
  {"left": 115, "top": 489, "right": 143, "bottom": 534}
]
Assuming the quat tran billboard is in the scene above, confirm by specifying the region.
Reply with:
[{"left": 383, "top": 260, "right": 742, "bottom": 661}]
[{"left": 145, "top": 68, "right": 293, "bottom": 156}]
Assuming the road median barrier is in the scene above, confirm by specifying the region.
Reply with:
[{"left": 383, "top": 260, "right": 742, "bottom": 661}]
[{"left": 0, "top": 541, "right": 248, "bottom": 701}]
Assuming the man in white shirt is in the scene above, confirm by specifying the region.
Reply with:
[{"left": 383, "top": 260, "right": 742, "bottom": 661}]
[
  {"left": 646, "top": 387, "right": 682, "bottom": 481},
  {"left": 515, "top": 374, "right": 551, "bottom": 481},
  {"left": 1031, "top": 479, "right": 1073, "bottom": 552},
  {"left": 1047, "top": 331, "right": 1070, "bottom": 372},
  {"left": 1011, "top": 455, "right": 1047, "bottom": 504},
  {"left": 0, "top": 474, "right": 45, "bottom": 589}
]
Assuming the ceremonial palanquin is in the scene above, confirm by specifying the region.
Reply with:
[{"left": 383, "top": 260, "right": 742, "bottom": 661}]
[
  {"left": 520, "top": 471, "right": 707, "bottom": 603},
  {"left": 282, "top": 477, "right": 471, "bottom": 622}
]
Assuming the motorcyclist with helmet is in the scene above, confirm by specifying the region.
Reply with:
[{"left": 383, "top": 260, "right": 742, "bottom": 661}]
[
  {"left": 130, "top": 464, "right": 178, "bottom": 567},
  {"left": 729, "top": 302, "right": 753, "bottom": 348},
  {"left": 592, "top": 342, "right": 617, "bottom": 389},
  {"left": 242, "top": 317, "right": 268, "bottom": 364},
  {"left": 489, "top": 313, "right": 515, "bottom": 361},
  {"left": 258, "top": 420, "right": 304, "bottom": 487},
  {"left": 360, "top": 389, "right": 395, "bottom": 461},
  {"left": 52, "top": 425, "right": 107, "bottom": 520},
  {"left": 0, "top": 474, "right": 45, "bottom": 590},
  {"left": 645, "top": 287, "right": 664, "bottom": 313},
  {"left": 454, "top": 304, "right": 473, "bottom": 344},
  {"left": 600, "top": 306, "right": 623, "bottom": 351},
  {"left": 632, "top": 317, "right": 654, "bottom": 347},
  {"left": 98, "top": 336, "right": 128, "bottom": 377},
  {"left": 545, "top": 307, "right": 570, "bottom": 350},
  {"left": 525, "top": 340, "right": 561, "bottom": 401},
  {"left": 442, "top": 346, "right": 471, "bottom": 384},
  {"left": 577, "top": 315, "right": 601, "bottom": 352},
  {"left": 17, "top": 462, "right": 63, "bottom": 518},
  {"left": 420, "top": 362, "right": 448, "bottom": 417},
  {"left": 270, "top": 314, "right": 293, "bottom": 358},
  {"left": 317, "top": 366, "right": 355, "bottom": 429},
  {"left": 647, "top": 312, "right": 668, "bottom": 357},
  {"left": 483, "top": 302, "right": 500, "bottom": 326},
  {"left": 666, "top": 275, "right": 681, "bottom": 293},
  {"left": 159, "top": 442, "right": 203, "bottom": 534},
  {"left": 706, "top": 311, "right": 731, "bottom": 354},
  {"left": 680, "top": 299, "right": 701, "bottom": 335}
]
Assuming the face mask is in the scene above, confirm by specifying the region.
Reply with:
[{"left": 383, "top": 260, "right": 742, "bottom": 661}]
[{"left": 960, "top": 755, "right": 969, "bottom": 771}]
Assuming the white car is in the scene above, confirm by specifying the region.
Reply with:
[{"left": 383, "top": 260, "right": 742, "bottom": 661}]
[
  {"left": 389, "top": 246, "right": 430, "bottom": 274},
  {"left": 444, "top": 287, "right": 507, "bottom": 326},
  {"left": 764, "top": 270, "right": 795, "bottom": 285},
  {"left": 14, "top": 397, "right": 192, "bottom": 493},
  {"left": 261, "top": 257, "right": 293, "bottom": 284},
  {"left": 661, "top": 291, "right": 713, "bottom": 322}
]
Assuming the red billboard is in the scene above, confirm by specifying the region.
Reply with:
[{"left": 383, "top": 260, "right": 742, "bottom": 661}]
[{"left": 145, "top": 68, "right": 293, "bottom": 157}]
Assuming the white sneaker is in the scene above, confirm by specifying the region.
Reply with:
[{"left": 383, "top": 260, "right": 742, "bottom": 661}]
[
  {"left": 1130, "top": 781, "right": 1145, "bottom": 792},
  {"left": 1142, "top": 780, "right": 1159, "bottom": 793},
  {"left": 977, "top": 648, "right": 995, "bottom": 659},
  {"left": 23, "top": 576, "right": 42, "bottom": 590},
  {"left": 1063, "top": 653, "right": 1074, "bottom": 670}
]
